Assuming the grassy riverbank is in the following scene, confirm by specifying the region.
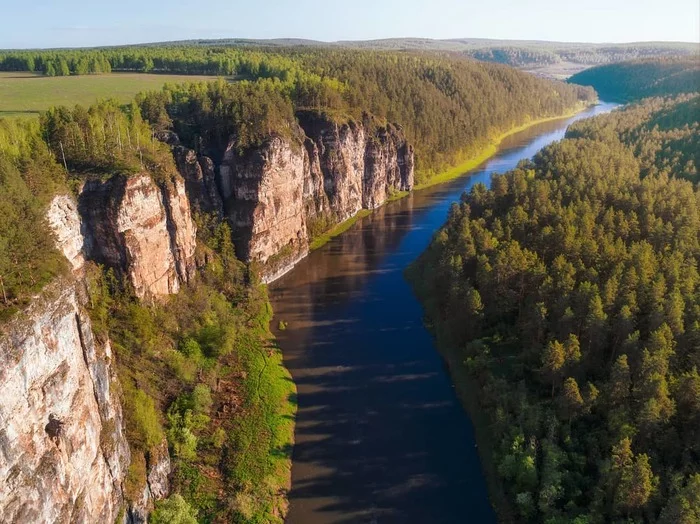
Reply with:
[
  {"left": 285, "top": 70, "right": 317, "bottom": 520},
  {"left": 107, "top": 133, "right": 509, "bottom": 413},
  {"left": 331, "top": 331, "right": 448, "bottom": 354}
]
[
  {"left": 413, "top": 102, "right": 591, "bottom": 191},
  {"left": 309, "top": 209, "right": 372, "bottom": 251},
  {"left": 225, "top": 302, "right": 297, "bottom": 522}
]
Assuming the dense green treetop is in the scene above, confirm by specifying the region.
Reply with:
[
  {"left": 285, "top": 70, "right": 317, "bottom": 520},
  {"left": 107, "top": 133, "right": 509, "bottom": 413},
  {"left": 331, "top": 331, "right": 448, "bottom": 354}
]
[
  {"left": 409, "top": 95, "right": 700, "bottom": 522},
  {"left": 567, "top": 95, "right": 698, "bottom": 183}
]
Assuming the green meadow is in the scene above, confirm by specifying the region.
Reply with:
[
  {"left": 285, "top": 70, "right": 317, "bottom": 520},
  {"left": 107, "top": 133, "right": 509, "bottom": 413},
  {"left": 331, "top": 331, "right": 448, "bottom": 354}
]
[{"left": 0, "top": 72, "right": 223, "bottom": 118}]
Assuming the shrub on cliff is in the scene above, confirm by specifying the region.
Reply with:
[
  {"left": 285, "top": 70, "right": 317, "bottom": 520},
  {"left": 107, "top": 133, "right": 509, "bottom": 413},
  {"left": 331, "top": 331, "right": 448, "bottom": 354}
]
[
  {"left": 0, "top": 119, "right": 67, "bottom": 319},
  {"left": 150, "top": 494, "right": 198, "bottom": 524}
]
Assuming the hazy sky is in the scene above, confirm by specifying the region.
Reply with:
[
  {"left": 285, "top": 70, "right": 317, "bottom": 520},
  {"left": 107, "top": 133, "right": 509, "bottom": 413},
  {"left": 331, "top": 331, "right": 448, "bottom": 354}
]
[{"left": 2, "top": 0, "right": 699, "bottom": 48}]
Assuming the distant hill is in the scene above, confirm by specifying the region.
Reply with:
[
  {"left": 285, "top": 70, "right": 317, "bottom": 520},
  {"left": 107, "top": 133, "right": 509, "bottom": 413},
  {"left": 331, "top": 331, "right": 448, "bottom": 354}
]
[
  {"left": 141, "top": 37, "right": 699, "bottom": 78},
  {"left": 569, "top": 56, "right": 700, "bottom": 101}
]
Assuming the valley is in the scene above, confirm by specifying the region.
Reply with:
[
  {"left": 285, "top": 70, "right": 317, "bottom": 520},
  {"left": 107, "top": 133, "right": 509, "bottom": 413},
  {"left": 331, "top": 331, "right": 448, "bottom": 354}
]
[{"left": 0, "top": 23, "right": 697, "bottom": 524}]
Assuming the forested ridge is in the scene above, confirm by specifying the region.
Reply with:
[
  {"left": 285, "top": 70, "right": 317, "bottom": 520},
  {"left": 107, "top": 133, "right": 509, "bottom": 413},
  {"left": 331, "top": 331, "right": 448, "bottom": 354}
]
[
  {"left": 569, "top": 56, "right": 700, "bottom": 102},
  {"left": 0, "top": 46, "right": 595, "bottom": 176},
  {"left": 128, "top": 49, "right": 594, "bottom": 178},
  {"left": 408, "top": 95, "right": 700, "bottom": 523}
]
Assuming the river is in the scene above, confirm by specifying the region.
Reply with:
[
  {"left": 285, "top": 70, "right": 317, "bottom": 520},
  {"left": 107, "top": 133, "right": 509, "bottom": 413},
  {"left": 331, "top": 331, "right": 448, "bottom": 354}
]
[{"left": 270, "top": 101, "right": 618, "bottom": 524}]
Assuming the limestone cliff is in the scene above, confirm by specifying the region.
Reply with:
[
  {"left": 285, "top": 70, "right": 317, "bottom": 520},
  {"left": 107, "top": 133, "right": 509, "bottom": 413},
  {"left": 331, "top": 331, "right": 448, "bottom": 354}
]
[
  {"left": 297, "top": 113, "right": 367, "bottom": 222},
  {"left": 0, "top": 279, "right": 129, "bottom": 523},
  {"left": 218, "top": 136, "right": 310, "bottom": 281},
  {"left": 0, "top": 183, "right": 186, "bottom": 522},
  {"left": 127, "top": 437, "right": 172, "bottom": 524},
  {"left": 46, "top": 195, "right": 87, "bottom": 274},
  {"left": 173, "top": 111, "right": 414, "bottom": 282},
  {"left": 173, "top": 146, "right": 224, "bottom": 218},
  {"left": 77, "top": 173, "right": 197, "bottom": 300}
]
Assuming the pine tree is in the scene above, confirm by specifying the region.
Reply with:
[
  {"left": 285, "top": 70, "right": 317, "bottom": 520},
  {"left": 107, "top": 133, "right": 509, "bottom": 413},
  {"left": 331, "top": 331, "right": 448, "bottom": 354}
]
[
  {"left": 542, "top": 340, "right": 566, "bottom": 397},
  {"left": 560, "top": 377, "right": 584, "bottom": 419}
]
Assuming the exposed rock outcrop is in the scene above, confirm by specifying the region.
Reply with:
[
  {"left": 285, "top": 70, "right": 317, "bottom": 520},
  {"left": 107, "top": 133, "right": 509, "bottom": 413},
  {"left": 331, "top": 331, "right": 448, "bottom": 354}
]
[
  {"left": 77, "top": 173, "right": 197, "bottom": 300},
  {"left": 219, "top": 136, "right": 310, "bottom": 278},
  {"left": 0, "top": 279, "right": 129, "bottom": 523},
  {"left": 299, "top": 112, "right": 414, "bottom": 218},
  {"left": 3, "top": 165, "right": 188, "bottom": 522},
  {"left": 161, "top": 175, "right": 198, "bottom": 285},
  {"left": 363, "top": 125, "right": 414, "bottom": 209},
  {"left": 126, "top": 438, "right": 171, "bottom": 524},
  {"left": 146, "top": 439, "right": 171, "bottom": 501},
  {"left": 297, "top": 113, "right": 367, "bottom": 222},
  {"left": 171, "top": 112, "right": 414, "bottom": 282},
  {"left": 47, "top": 195, "right": 86, "bottom": 274}
]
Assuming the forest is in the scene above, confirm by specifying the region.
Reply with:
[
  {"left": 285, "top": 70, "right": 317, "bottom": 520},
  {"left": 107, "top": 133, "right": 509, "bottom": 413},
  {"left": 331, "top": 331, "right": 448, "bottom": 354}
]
[
  {"left": 569, "top": 56, "right": 700, "bottom": 102},
  {"left": 0, "top": 46, "right": 595, "bottom": 178},
  {"left": 130, "top": 49, "right": 594, "bottom": 178},
  {"left": 408, "top": 94, "right": 700, "bottom": 523}
]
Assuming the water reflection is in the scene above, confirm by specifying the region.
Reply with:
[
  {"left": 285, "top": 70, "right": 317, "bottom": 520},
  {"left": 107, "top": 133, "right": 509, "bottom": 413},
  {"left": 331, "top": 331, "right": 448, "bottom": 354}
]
[{"left": 271, "top": 102, "right": 618, "bottom": 524}]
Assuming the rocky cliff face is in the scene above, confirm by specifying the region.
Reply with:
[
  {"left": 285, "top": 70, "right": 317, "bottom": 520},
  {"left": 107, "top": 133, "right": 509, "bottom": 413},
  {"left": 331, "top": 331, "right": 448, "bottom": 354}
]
[
  {"left": 77, "top": 173, "right": 197, "bottom": 300},
  {"left": 219, "top": 136, "right": 310, "bottom": 280},
  {"left": 173, "top": 146, "right": 224, "bottom": 218},
  {"left": 4, "top": 184, "right": 186, "bottom": 522},
  {"left": 297, "top": 114, "right": 367, "bottom": 222},
  {"left": 177, "top": 112, "right": 414, "bottom": 281},
  {"left": 298, "top": 113, "right": 414, "bottom": 218},
  {"left": 126, "top": 437, "right": 171, "bottom": 524},
  {"left": 46, "top": 195, "right": 86, "bottom": 274},
  {"left": 0, "top": 280, "right": 129, "bottom": 523}
]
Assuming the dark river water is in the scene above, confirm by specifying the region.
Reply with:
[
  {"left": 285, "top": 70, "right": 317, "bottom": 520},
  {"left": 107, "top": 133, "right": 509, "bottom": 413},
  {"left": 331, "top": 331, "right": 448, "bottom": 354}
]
[{"left": 270, "top": 102, "right": 618, "bottom": 524}]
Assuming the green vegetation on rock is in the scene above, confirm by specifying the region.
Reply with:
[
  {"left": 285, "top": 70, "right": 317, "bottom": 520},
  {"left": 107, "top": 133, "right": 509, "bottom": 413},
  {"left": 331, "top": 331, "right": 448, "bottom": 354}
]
[
  {"left": 86, "top": 218, "right": 296, "bottom": 523},
  {"left": 0, "top": 118, "right": 67, "bottom": 319}
]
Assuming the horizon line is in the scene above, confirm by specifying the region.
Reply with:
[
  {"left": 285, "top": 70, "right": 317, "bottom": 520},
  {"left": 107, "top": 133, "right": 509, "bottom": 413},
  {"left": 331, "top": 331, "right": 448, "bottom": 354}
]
[{"left": 2, "top": 35, "right": 699, "bottom": 52}]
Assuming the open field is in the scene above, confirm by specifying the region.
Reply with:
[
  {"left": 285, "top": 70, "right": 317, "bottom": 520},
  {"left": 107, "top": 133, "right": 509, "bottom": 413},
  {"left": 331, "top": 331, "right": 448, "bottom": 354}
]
[{"left": 0, "top": 72, "right": 223, "bottom": 118}]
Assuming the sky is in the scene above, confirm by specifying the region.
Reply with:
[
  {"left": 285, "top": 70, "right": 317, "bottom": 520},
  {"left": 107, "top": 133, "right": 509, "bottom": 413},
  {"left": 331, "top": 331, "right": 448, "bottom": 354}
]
[{"left": 1, "top": 0, "right": 698, "bottom": 49}]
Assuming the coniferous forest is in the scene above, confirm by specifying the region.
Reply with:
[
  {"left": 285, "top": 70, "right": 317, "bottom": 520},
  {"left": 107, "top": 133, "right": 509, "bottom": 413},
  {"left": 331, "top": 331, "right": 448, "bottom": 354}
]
[
  {"left": 569, "top": 56, "right": 700, "bottom": 102},
  {"left": 408, "top": 93, "right": 700, "bottom": 523}
]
